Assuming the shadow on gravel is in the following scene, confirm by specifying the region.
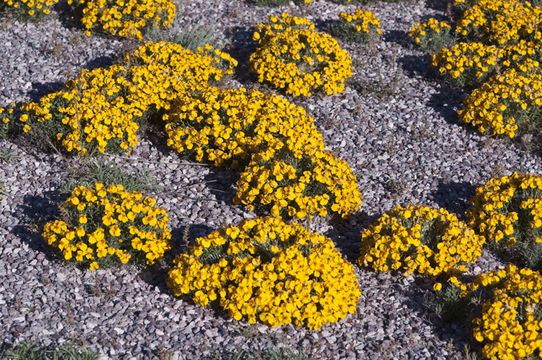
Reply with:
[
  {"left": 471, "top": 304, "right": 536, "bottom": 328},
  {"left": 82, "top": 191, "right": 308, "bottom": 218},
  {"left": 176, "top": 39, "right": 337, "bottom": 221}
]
[
  {"left": 53, "top": 0, "right": 87, "bottom": 32},
  {"left": 225, "top": 25, "right": 259, "bottom": 86},
  {"left": 325, "top": 211, "right": 381, "bottom": 263},
  {"left": 384, "top": 30, "right": 412, "bottom": 49},
  {"left": 28, "top": 81, "right": 65, "bottom": 102},
  {"left": 399, "top": 279, "right": 480, "bottom": 358},
  {"left": 431, "top": 181, "right": 476, "bottom": 220},
  {"left": 426, "top": 83, "right": 468, "bottom": 127},
  {"left": 203, "top": 166, "right": 240, "bottom": 205},
  {"left": 398, "top": 54, "right": 436, "bottom": 80},
  {"left": 12, "top": 191, "right": 65, "bottom": 262},
  {"left": 140, "top": 223, "right": 216, "bottom": 294},
  {"left": 82, "top": 54, "right": 119, "bottom": 72}
]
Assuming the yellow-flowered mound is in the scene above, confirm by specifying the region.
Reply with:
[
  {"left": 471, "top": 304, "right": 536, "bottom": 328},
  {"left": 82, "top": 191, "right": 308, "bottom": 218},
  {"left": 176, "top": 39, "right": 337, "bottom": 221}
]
[
  {"left": 408, "top": 18, "right": 452, "bottom": 47},
  {"left": 234, "top": 149, "right": 361, "bottom": 219},
  {"left": 42, "top": 183, "right": 171, "bottom": 270},
  {"left": 359, "top": 205, "right": 485, "bottom": 276},
  {"left": 166, "top": 216, "right": 361, "bottom": 329},
  {"left": 1, "top": 0, "right": 56, "bottom": 16},
  {"left": 163, "top": 86, "right": 324, "bottom": 168},
  {"left": 467, "top": 173, "right": 542, "bottom": 268},
  {"left": 411, "top": 0, "right": 542, "bottom": 138},
  {"left": 250, "top": 13, "right": 352, "bottom": 97},
  {"left": 460, "top": 265, "right": 542, "bottom": 360},
  {"left": 163, "top": 85, "right": 361, "bottom": 220},
  {"left": 458, "top": 62, "right": 542, "bottom": 138},
  {"left": 4, "top": 42, "right": 237, "bottom": 156},
  {"left": 337, "top": 8, "right": 382, "bottom": 41},
  {"left": 68, "top": 0, "right": 176, "bottom": 39}
]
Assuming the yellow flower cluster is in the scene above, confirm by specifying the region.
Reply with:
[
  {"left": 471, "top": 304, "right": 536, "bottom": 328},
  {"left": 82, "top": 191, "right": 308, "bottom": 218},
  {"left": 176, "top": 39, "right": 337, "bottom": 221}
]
[
  {"left": 432, "top": 42, "right": 500, "bottom": 84},
  {"left": 463, "top": 265, "right": 542, "bottom": 360},
  {"left": 419, "top": 0, "right": 542, "bottom": 138},
  {"left": 458, "top": 65, "right": 542, "bottom": 138},
  {"left": 338, "top": 8, "right": 382, "bottom": 35},
  {"left": 163, "top": 86, "right": 324, "bottom": 168},
  {"left": 166, "top": 216, "right": 361, "bottom": 329},
  {"left": 12, "top": 41, "right": 236, "bottom": 156},
  {"left": 42, "top": 183, "right": 171, "bottom": 270},
  {"left": 455, "top": 0, "right": 542, "bottom": 45},
  {"left": 250, "top": 13, "right": 352, "bottom": 97},
  {"left": 163, "top": 85, "right": 361, "bottom": 220},
  {"left": 68, "top": 0, "right": 176, "bottom": 39},
  {"left": 408, "top": 17, "right": 451, "bottom": 46},
  {"left": 235, "top": 150, "right": 361, "bottom": 219},
  {"left": 0, "top": 104, "right": 17, "bottom": 139},
  {"left": 1, "top": 0, "right": 55, "bottom": 16},
  {"left": 467, "top": 172, "right": 542, "bottom": 253},
  {"left": 359, "top": 205, "right": 485, "bottom": 276}
]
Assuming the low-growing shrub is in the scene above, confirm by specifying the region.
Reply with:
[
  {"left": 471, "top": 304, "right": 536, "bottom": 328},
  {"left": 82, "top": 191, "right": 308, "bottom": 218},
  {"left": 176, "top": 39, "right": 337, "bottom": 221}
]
[
  {"left": 457, "top": 265, "right": 542, "bottom": 360},
  {"left": 60, "top": 160, "right": 162, "bottom": 196},
  {"left": 163, "top": 85, "right": 361, "bottom": 220},
  {"left": 250, "top": 13, "right": 352, "bottom": 97},
  {"left": 410, "top": 0, "right": 542, "bottom": 140},
  {"left": 166, "top": 216, "right": 361, "bottom": 330},
  {"left": 5, "top": 41, "right": 236, "bottom": 156},
  {"left": 431, "top": 42, "right": 500, "bottom": 89},
  {"left": 234, "top": 149, "right": 361, "bottom": 219},
  {"left": 331, "top": 8, "right": 382, "bottom": 44},
  {"left": 359, "top": 205, "right": 485, "bottom": 276},
  {"left": 1, "top": 340, "right": 99, "bottom": 360},
  {"left": 42, "top": 183, "right": 171, "bottom": 270},
  {"left": 454, "top": 0, "right": 541, "bottom": 46},
  {"left": 0, "top": 0, "right": 55, "bottom": 18},
  {"left": 0, "top": 103, "right": 19, "bottom": 140},
  {"left": 252, "top": 0, "right": 311, "bottom": 6},
  {"left": 458, "top": 64, "right": 542, "bottom": 138},
  {"left": 408, "top": 18, "right": 454, "bottom": 53},
  {"left": 163, "top": 86, "right": 324, "bottom": 166},
  {"left": 467, "top": 172, "right": 542, "bottom": 270},
  {"left": 145, "top": 24, "right": 223, "bottom": 52},
  {"left": 68, "top": 0, "right": 176, "bottom": 39}
]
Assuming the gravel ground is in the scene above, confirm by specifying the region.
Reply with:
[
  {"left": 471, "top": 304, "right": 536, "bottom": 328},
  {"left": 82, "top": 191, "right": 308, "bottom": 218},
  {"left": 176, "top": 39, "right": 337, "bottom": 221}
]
[{"left": 1, "top": 0, "right": 541, "bottom": 359}]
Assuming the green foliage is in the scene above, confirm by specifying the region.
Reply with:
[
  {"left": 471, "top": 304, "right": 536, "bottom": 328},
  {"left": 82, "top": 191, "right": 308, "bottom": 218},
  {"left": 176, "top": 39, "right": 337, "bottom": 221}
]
[
  {"left": 430, "top": 283, "right": 471, "bottom": 323},
  {"left": 60, "top": 160, "right": 162, "bottom": 197},
  {"left": 0, "top": 180, "right": 7, "bottom": 199},
  {"left": 145, "top": 24, "right": 223, "bottom": 52},
  {"left": 329, "top": 0, "right": 413, "bottom": 3},
  {"left": 252, "top": 0, "right": 309, "bottom": 6},
  {"left": 1, "top": 341, "right": 99, "bottom": 360},
  {"left": 228, "top": 347, "right": 312, "bottom": 360}
]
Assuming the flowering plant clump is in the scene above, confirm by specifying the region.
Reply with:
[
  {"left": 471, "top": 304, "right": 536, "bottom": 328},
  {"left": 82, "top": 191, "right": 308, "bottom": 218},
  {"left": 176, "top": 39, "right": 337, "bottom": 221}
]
[
  {"left": 455, "top": 0, "right": 542, "bottom": 46},
  {"left": 0, "top": 103, "right": 19, "bottom": 140},
  {"left": 411, "top": 0, "right": 542, "bottom": 139},
  {"left": 42, "top": 183, "right": 171, "bottom": 270},
  {"left": 162, "top": 85, "right": 361, "bottom": 220},
  {"left": 1, "top": 0, "right": 56, "bottom": 17},
  {"left": 166, "top": 216, "right": 361, "bottom": 329},
  {"left": 163, "top": 86, "right": 324, "bottom": 168},
  {"left": 448, "top": 265, "right": 542, "bottom": 360},
  {"left": 253, "top": 0, "right": 310, "bottom": 6},
  {"left": 234, "top": 150, "right": 361, "bottom": 220},
  {"left": 458, "top": 64, "right": 542, "bottom": 138},
  {"left": 8, "top": 42, "right": 236, "bottom": 156},
  {"left": 334, "top": 8, "right": 382, "bottom": 43},
  {"left": 467, "top": 173, "right": 542, "bottom": 270},
  {"left": 432, "top": 42, "right": 500, "bottom": 88},
  {"left": 408, "top": 18, "right": 453, "bottom": 53},
  {"left": 68, "top": 0, "right": 176, "bottom": 39},
  {"left": 250, "top": 13, "right": 352, "bottom": 97},
  {"left": 359, "top": 205, "right": 485, "bottom": 276}
]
